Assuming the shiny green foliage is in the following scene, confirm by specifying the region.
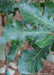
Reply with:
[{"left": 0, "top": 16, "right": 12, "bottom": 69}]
[
  {"left": 0, "top": 1, "right": 54, "bottom": 74},
  {"left": 0, "top": 0, "right": 18, "bottom": 15}
]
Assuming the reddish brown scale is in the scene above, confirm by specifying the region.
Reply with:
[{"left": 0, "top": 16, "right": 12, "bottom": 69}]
[
  {"left": 49, "top": 33, "right": 52, "bottom": 35},
  {"left": 53, "top": 33, "right": 54, "bottom": 35},
  {"left": 48, "top": 27, "right": 51, "bottom": 29},
  {"left": 37, "top": 27, "right": 39, "bottom": 29},
  {"left": 41, "top": 25, "right": 44, "bottom": 26}
]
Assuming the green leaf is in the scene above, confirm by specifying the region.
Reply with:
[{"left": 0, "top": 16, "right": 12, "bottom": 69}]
[
  {"left": 0, "top": 19, "right": 54, "bottom": 48},
  {"left": 0, "top": 0, "right": 18, "bottom": 15},
  {"left": 51, "top": 42, "right": 54, "bottom": 51},
  {"left": 22, "top": 74, "right": 31, "bottom": 75},
  {"left": 50, "top": 0, "right": 54, "bottom": 2},
  {"left": 0, "top": 37, "right": 7, "bottom": 45},
  {"left": 43, "top": 1, "right": 54, "bottom": 18},
  {"left": 22, "top": 0, "right": 29, "bottom": 2},
  {"left": 0, "top": 45, "right": 5, "bottom": 60},
  {"left": 7, "top": 45, "right": 18, "bottom": 61},
  {"left": 36, "top": 35, "right": 54, "bottom": 48},
  {"left": 7, "top": 39, "right": 24, "bottom": 61},
  {"left": 17, "top": 46, "right": 50, "bottom": 74},
  {"left": 8, "top": 14, "right": 13, "bottom": 23},
  {"left": 27, "top": 35, "right": 54, "bottom": 48},
  {"left": 19, "top": 3, "right": 41, "bottom": 25},
  {"left": 19, "top": 3, "right": 54, "bottom": 29}
]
